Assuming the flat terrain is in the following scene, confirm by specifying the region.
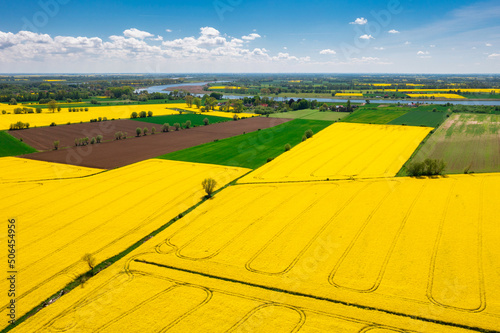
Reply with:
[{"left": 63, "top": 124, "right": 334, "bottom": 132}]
[
  {"left": 342, "top": 107, "right": 408, "bottom": 124},
  {"left": 269, "top": 109, "right": 351, "bottom": 121},
  {"left": 239, "top": 122, "right": 432, "bottom": 183},
  {"left": 0, "top": 131, "right": 37, "bottom": 156},
  {"left": 388, "top": 110, "right": 450, "bottom": 128},
  {"left": 8, "top": 119, "right": 162, "bottom": 151},
  {"left": 15, "top": 174, "right": 500, "bottom": 333},
  {"left": 409, "top": 113, "right": 500, "bottom": 174},
  {"left": 158, "top": 119, "right": 333, "bottom": 169},
  {"left": 21, "top": 117, "right": 291, "bottom": 169},
  {"left": 0, "top": 159, "right": 249, "bottom": 323},
  {"left": 132, "top": 113, "right": 227, "bottom": 127}
]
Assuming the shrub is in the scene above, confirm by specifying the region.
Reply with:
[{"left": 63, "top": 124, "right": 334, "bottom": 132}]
[
  {"left": 139, "top": 111, "right": 147, "bottom": 118},
  {"left": 96, "top": 135, "right": 103, "bottom": 143},
  {"left": 302, "top": 135, "right": 307, "bottom": 142},
  {"left": 131, "top": 112, "right": 138, "bottom": 119},
  {"left": 90, "top": 137, "right": 96, "bottom": 144},
  {"left": 151, "top": 126, "right": 156, "bottom": 134},
  {"left": 103, "top": 117, "right": 107, "bottom": 121},
  {"left": 53, "top": 141, "right": 59, "bottom": 150},
  {"left": 98, "top": 117, "right": 102, "bottom": 122},
  {"left": 35, "top": 108, "right": 42, "bottom": 114},
  {"left": 233, "top": 114, "right": 239, "bottom": 121},
  {"left": 161, "top": 123, "right": 170, "bottom": 132},
  {"left": 305, "top": 129, "right": 314, "bottom": 138},
  {"left": 136, "top": 127, "right": 142, "bottom": 137},
  {"left": 143, "top": 127, "right": 148, "bottom": 135},
  {"left": 1, "top": 110, "right": 6, "bottom": 114},
  {"left": 185, "top": 120, "right": 192, "bottom": 129},
  {"left": 202, "top": 178, "right": 217, "bottom": 198},
  {"left": 203, "top": 118, "right": 209, "bottom": 125},
  {"left": 85, "top": 107, "right": 89, "bottom": 112},
  {"left": 267, "top": 157, "right": 274, "bottom": 163},
  {"left": 407, "top": 158, "right": 446, "bottom": 177},
  {"left": 174, "top": 123, "right": 181, "bottom": 131},
  {"left": 75, "top": 138, "right": 78, "bottom": 146},
  {"left": 50, "top": 122, "right": 57, "bottom": 127},
  {"left": 147, "top": 111, "right": 153, "bottom": 117},
  {"left": 284, "top": 143, "right": 291, "bottom": 151}
]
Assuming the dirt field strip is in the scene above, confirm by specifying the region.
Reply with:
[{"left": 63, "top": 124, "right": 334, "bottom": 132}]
[
  {"left": 0, "top": 159, "right": 250, "bottom": 325},
  {"left": 8, "top": 119, "right": 163, "bottom": 151},
  {"left": 20, "top": 117, "right": 291, "bottom": 169}
]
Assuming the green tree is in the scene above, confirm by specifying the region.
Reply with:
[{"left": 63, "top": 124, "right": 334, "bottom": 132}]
[
  {"left": 203, "top": 118, "right": 209, "bottom": 126},
  {"left": 202, "top": 178, "right": 217, "bottom": 198},
  {"left": 185, "top": 95, "right": 194, "bottom": 107},
  {"left": 193, "top": 97, "right": 201, "bottom": 109},
  {"left": 136, "top": 127, "right": 142, "bottom": 137},
  {"left": 48, "top": 100, "right": 59, "bottom": 113}
]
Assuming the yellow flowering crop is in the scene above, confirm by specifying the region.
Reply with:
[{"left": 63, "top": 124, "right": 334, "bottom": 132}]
[
  {"left": 14, "top": 174, "right": 500, "bottom": 332},
  {"left": 385, "top": 88, "right": 500, "bottom": 93},
  {"left": 407, "top": 93, "right": 466, "bottom": 99},
  {"left": 208, "top": 86, "right": 243, "bottom": 90},
  {"left": 239, "top": 122, "right": 432, "bottom": 183},
  {"left": 0, "top": 104, "right": 183, "bottom": 130},
  {"left": 0, "top": 159, "right": 249, "bottom": 322},
  {"left": 0, "top": 157, "right": 104, "bottom": 182},
  {"left": 335, "top": 93, "right": 364, "bottom": 97}
]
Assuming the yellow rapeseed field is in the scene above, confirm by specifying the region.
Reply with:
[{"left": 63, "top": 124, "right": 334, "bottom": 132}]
[
  {"left": 13, "top": 175, "right": 500, "bottom": 332},
  {"left": 239, "top": 122, "right": 432, "bottom": 183},
  {"left": 407, "top": 93, "right": 467, "bottom": 99},
  {"left": 335, "top": 93, "right": 364, "bottom": 97},
  {"left": 0, "top": 104, "right": 183, "bottom": 130},
  {"left": 208, "top": 86, "right": 243, "bottom": 90},
  {"left": 165, "top": 103, "right": 257, "bottom": 119},
  {"left": 0, "top": 159, "right": 249, "bottom": 323},
  {"left": 385, "top": 88, "right": 500, "bottom": 93},
  {"left": 0, "top": 157, "right": 104, "bottom": 182}
]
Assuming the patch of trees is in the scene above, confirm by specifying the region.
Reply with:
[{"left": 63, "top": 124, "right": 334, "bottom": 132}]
[
  {"left": 407, "top": 159, "right": 446, "bottom": 177},
  {"left": 9, "top": 121, "right": 30, "bottom": 130}
]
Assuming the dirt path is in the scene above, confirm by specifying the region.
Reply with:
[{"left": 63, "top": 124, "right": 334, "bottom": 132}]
[{"left": 21, "top": 117, "right": 291, "bottom": 169}]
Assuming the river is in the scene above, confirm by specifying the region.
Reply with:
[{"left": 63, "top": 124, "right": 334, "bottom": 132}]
[{"left": 137, "top": 83, "right": 500, "bottom": 106}]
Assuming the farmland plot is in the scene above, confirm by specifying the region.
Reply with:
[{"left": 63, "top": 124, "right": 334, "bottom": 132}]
[
  {"left": 0, "top": 159, "right": 249, "bottom": 323},
  {"left": 123, "top": 175, "right": 500, "bottom": 332},
  {"left": 12, "top": 178, "right": 493, "bottom": 332},
  {"left": 239, "top": 122, "right": 432, "bottom": 183},
  {"left": 409, "top": 113, "right": 500, "bottom": 174}
]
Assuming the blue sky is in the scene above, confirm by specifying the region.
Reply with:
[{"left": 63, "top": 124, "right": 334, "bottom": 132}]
[{"left": 0, "top": 0, "right": 499, "bottom": 73}]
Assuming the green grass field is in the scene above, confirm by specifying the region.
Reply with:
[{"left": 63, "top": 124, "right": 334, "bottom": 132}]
[
  {"left": 132, "top": 114, "right": 228, "bottom": 127},
  {"left": 341, "top": 107, "right": 408, "bottom": 124},
  {"left": 0, "top": 131, "right": 37, "bottom": 157},
  {"left": 269, "top": 109, "right": 350, "bottom": 121},
  {"left": 388, "top": 110, "right": 450, "bottom": 128},
  {"left": 156, "top": 119, "right": 333, "bottom": 169},
  {"left": 405, "top": 113, "right": 500, "bottom": 175}
]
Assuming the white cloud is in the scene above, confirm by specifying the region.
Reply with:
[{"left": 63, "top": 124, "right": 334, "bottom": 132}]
[
  {"left": 488, "top": 53, "right": 500, "bottom": 58},
  {"left": 283, "top": 47, "right": 287, "bottom": 50},
  {"left": 486, "top": 43, "right": 493, "bottom": 47},
  {"left": 374, "top": 47, "right": 385, "bottom": 50},
  {"left": 165, "top": 29, "right": 172, "bottom": 33},
  {"left": 417, "top": 50, "right": 431, "bottom": 58},
  {"left": 350, "top": 17, "right": 368, "bottom": 25},
  {"left": 123, "top": 28, "right": 153, "bottom": 39},
  {"left": 417, "top": 51, "right": 430, "bottom": 55},
  {"left": 404, "top": 41, "right": 411, "bottom": 45},
  {"left": 242, "top": 33, "right": 261, "bottom": 41},
  {"left": 388, "top": 29, "right": 400, "bottom": 34},
  {"left": 472, "top": 46, "right": 477, "bottom": 49},
  {"left": 359, "top": 34, "right": 374, "bottom": 40},
  {"left": 319, "top": 49, "right": 336, "bottom": 55},
  {"left": 430, "top": 45, "right": 436, "bottom": 48},
  {"left": 0, "top": 28, "right": 308, "bottom": 67}
]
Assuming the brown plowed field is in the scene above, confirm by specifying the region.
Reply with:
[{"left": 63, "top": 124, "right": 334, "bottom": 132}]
[
  {"left": 8, "top": 119, "right": 162, "bottom": 151},
  {"left": 21, "top": 117, "right": 291, "bottom": 169}
]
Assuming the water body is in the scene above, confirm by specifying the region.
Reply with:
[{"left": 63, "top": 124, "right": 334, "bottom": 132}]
[
  {"left": 138, "top": 84, "right": 500, "bottom": 106},
  {"left": 135, "top": 81, "right": 227, "bottom": 94}
]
